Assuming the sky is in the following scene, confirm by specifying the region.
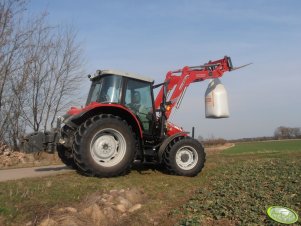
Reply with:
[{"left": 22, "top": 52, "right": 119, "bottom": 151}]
[{"left": 28, "top": 0, "right": 301, "bottom": 139}]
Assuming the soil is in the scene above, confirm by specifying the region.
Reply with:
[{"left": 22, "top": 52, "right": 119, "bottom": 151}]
[
  {"left": 0, "top": 142, "right": 61, "bottom": 169},
  {"left": 35, "top": 188, "right": 146, "bottom": 226}
]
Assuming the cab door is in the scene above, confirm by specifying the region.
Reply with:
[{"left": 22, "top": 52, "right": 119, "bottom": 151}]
[{"left": 124, "top": 78, "right": 155, "bottom": 134}]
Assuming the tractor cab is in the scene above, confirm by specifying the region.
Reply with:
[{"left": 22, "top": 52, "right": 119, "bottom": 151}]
[{"left": 86, "top": 70, "right": 155, "bottom": 133}]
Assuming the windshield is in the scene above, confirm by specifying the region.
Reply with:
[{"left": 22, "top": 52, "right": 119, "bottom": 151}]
[{"left": 86, "top": 75, "right": 122, "bottom": 105}]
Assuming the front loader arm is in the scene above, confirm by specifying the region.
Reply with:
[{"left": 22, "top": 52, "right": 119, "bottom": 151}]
[{"left": 154, "top": 56, "right": 233, "bottom": 119}]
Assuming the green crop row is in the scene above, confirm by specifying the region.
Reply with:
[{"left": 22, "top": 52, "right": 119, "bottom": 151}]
[{"left": 174, "top": 156, "right": 301, "bottom": 225}]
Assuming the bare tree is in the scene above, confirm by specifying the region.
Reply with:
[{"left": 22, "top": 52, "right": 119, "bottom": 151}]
[
  {"left": 291, "top": 127, "right": 301, "bottom": 138},
  {"left": 0, "top": 0, "right": 84, "bottom": 149},
  {"left": 19, "top": 24, "right": 83, "bottom": 133},
  {"left": 274, "top": 126, "right": 301, "bottom": 139},
  {"left": 0, "top": 0, "right": 29, "bottom": 144},
  {"left": 44, "top": 27, "right": 83, "bottom": 130}
]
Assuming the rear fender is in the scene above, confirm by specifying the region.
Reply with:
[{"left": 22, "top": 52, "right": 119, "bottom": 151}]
[{"left": 68, "top": 104, "right": 143, "bottom": 139}]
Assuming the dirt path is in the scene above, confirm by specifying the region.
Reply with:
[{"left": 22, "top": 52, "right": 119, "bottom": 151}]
[
  {"left": 205, "top": 143, "right": 235, "bottom": 155},
  {"left": 0, "top": 164, "right": 73, "bottom": 182},
  {"left": 0, "top": 143, "right": 235, "bottom": 183}
]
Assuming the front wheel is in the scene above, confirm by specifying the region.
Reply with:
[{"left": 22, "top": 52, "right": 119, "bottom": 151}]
[{"left": 163, "top": 137, "right": 206, "bottom": 177}]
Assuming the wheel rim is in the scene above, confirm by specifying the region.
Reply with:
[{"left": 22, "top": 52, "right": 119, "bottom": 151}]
[
  {"left": 175, "top": 146, "right": 198, "bottom": 170},
  {"left": 90, "top": 128, "right": 126, "bottom": 167}
]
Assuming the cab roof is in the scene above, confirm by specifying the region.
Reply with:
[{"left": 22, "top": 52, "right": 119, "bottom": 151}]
[{"left": 92, "top": 69, "right": 154, "bottom": 83}]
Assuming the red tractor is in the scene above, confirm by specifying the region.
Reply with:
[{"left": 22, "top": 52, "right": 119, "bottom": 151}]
[{"left": 22, "top": 56, "right": 245, "bottom": 177}]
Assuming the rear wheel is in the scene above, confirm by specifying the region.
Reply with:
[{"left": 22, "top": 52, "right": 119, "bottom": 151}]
[
  {"left": 73, "top": 114, "right": 137, "bottom": 177},
  {"left": 163, "top": 137, "right": 206, "bottom": 176}
]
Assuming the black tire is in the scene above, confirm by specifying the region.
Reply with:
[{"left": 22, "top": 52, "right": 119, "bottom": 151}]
[
  {"left": 57, "top": 144, "right": 78, "bottom": 170},
  {"left": 163, "top": 137, "right": 206, "bottom": 177},
  {"left": 73, "top": 114, "right": 137, "bottom": 177}
]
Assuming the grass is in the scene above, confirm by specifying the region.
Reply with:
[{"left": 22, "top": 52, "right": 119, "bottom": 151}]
[
  {"left": 0, "top": 140, "right": 301, "bottom": 225},
  {"left": 0, "top": 164, "right": 211, "bottom": 225}
]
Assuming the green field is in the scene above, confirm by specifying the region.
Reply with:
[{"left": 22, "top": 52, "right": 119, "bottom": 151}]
[
  {"left": 223, "top": 139, "right": 301, "bottom": 155},
  {"left": 0, "top": 140, "right": 300, "bottom": 225}
]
